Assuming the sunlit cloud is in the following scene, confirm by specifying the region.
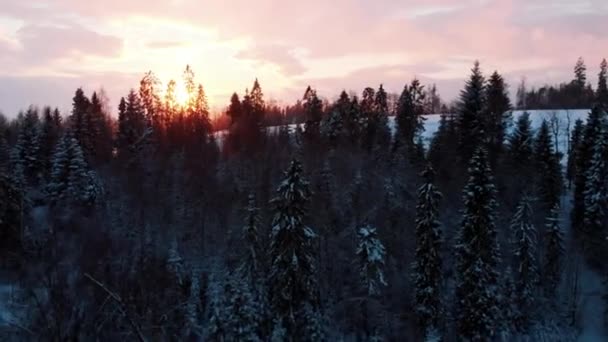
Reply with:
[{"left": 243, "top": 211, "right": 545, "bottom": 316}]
[{"left": 0, "top": 0, "right": 606, "bottom": 115}]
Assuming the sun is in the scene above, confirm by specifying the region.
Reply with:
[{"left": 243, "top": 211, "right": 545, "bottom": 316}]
[{"left": 174, "top": 81, "right": 190, "bottom": 107}]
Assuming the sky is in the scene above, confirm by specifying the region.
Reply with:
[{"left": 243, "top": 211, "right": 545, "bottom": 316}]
[{"left": 0, "top": 0, "right": 606, "bottom": 117}]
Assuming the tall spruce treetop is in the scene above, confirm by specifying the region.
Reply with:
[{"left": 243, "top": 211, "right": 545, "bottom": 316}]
[
  {"left": 457, "top": 61, "right": 486, "bottom": 160},
  {"left": 11, "top": 107, "right": 41, "bottom": 185},
  {"left": 373, "top": 84, "right": 391, "bottom": 147},
  {"left": 598, "top": 59, "right": 608, "bottom": 106},
  {"left": 510, "top": 195, "right": 538, "bottom": 331},
  {"left": 268, "top": 159, "right": 320, "bottom": 338},
  {"left": 396, "top": 79, "right": 426, "bottom": 146},
  {"left": 484, "top": 71, "right": 512, "bottom": 155},
  {"left": 412, "top": 166, "right": 443, "bottom": 330},
  {"left": 455, "top": 147, "right": 501, "bottom": 340}
]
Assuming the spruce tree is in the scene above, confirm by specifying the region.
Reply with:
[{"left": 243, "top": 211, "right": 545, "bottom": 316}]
[
  {"left": 598, "top": 59, "right": 608, "bottom": 106},
  {"left": 225, "top": 273, "right": 262, "bottom": 342},
  {"left": 11, "top": 107, "right": 41, "bottom": 186},
  {"left": 582, "top": 128, "right": 607, "bottom": 243},
  {"left": 373, "top": 84, "right": 391, "bottom": 149},
  {"left": 70, "top": 88, "right": 90, "bottom": 150},
  {"left": 543, "top": 205, "right": 564, "bottom": 303},
  {"left": 356, "top": 224, "right": 387, "bottom": 296},
  {"left": 396, "top": 79, "right": 426, "bottom": 147},
  {"left": 457, "top": 61, "right": 486, "bottom": 161},
  {"left": 39, "top": 107, "right": 62, "bottom": 179},
  {"left": 455, "top": 147, "right": 501, "bottom": 340},
  {"left": 507, "top": 112, "right": 535, "bottom": 193},
  {"left": 510, "top": 196, "right": 538, "bottom": 331},
  {"left": 484, "top": 71, "right": 512, "bottom": 157},
  {"left": 534, "top": 119, "right": 562, "bottom": 209},
  {"left": 240, "top": 193, "right": 262, "bottom": 283},
  {"left": 303, "top": 86, "right": 323, "bottom": 143},
  {"left": 268, "top": 159, "right": 320, "bottom": 339},
  {"left": 572, "top": 106, "right": 606, "bottom": 231},
  {"left": 567, "top": 119, "right": 584, "bottom": 187},
  {"left": 412, "top": 166, "right": 443, "bottom": 331}
]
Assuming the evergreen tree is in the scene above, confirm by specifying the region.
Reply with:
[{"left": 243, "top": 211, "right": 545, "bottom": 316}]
[
  {"left": 356, "top": 224, "right": 387, "bottom": 296},
  {"left": 455, "top": 147, "right": 501, "bottom": 340},
  {"left": 572, "top": 106, "right": 606, "bottom": 231},
  {"left": 373, "top": 84, "right": 391, "bottom": 149},
  {"left": 240, "top": 193, "right": 262, "bottom": 283},
  {"left": 510, "top": 196, "right": 538, "bottom": 331},
  {"left": 598, "top": 59, "right": 608, "bottom": 106},
  {"left": 39, "top": 107, "right": 62, "bottom": 178},
  {"left": 507, "top": 112, "right": 535, "bottom": 191},
  {"left": 567, "top": 119, "right": 584, "bottom": 187},
  {"left": 396, "top": 79, "right": 426, "bottom": 147},
  {"left": 457, "top": 61, "right": 486, "bottom": 161},
  {"left": 322, "top": 110, "right": 343, "bottom": 147},
  {"left": 543, "top": 205, "right": 564, "bottom": 302},
  {"left": 205, "top": 274, "right": 227, "bottom": 341},
  {"left": 534, "top": 120, "right": 562, "bottom": 209},
  {"left": 412, "top": 166, "right": 443, "bottom": 331},
  {"left": 70, "top": 88, "right": 90, "bottom": 151},
  {"left": 303, "top": 86, "right": 323, "bottom": 143},
  {"left": 268, "top": 159, "right": 320, "bottom": 339},
  {"left": 484, "top": 71, "right": 512, "bottom": 157},
  {"left": 47, "top": 133, "right": 102, "bottom": 207},
  {"left": 11, "top": 107, "right": 41, "bottom": 185},
  {"left": 225, "top": 273, "right": 262, "bottom": 342},
  {"left": 117, "top": 90, "right": 146, "bottom": 155},
  {"left": 582, "top": 128, "right": 607, "bottom": 243},
  {"left": 342, "top": 93, "right": 361, "bottom": 145}
]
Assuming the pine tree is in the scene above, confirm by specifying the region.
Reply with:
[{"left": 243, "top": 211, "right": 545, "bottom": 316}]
[
  {"left": 510, "top": 196, "right": 538, "bottom": 331},
  {"left": 455, "top": 147, "right": 501, "bottom": 340},
  {"left": 396, "top": 79, "right": 426, "bottom": 146},
  {"left": 535, "top": 120, "right": 562, "bottom": 209},
  {"left": 117, "top": 90, "right": 147, "bottom": 155},
  {"left": 412, "top": 166, "right": 443, "bottom": 331},
  {"left": 341, "top": 93, "right": 361, "bottom": 145},
  {"left": 543, "top": 205, "right": 564, "bottom": 302},
  {"left": 268, "top": 159, "right": 320, "bottom": 338},
  {"left": 598, "top": 59, "right": 608, "bottom": 106},
  {"left": 457, "top": 61, "right": 486, "bottom": 161},
  {"left": 484, "top": 71, "right": 512, "bottom": 157}
]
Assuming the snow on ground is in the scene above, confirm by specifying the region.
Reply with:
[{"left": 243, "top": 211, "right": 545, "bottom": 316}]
[{"left": 214, "top": 109, "right": 591, "bottom": 158}]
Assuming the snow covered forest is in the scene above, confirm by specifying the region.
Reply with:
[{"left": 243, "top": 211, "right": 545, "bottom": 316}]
[{"left": 1, "top": 57, "right": 608, "bottom": 341}]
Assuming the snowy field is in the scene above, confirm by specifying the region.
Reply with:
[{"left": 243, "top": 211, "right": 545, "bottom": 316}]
[{"left": 214, "top": 109, "right": 591, "bottom": 159}]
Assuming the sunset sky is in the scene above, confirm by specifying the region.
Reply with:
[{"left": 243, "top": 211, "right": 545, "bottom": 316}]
[{"left": 0, "top": 0, "right": 606, "bottom": 116}]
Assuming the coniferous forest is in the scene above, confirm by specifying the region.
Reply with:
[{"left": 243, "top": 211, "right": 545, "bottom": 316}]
[{"left": 1, "top": 58, "right": 608, "bottom": 341}]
